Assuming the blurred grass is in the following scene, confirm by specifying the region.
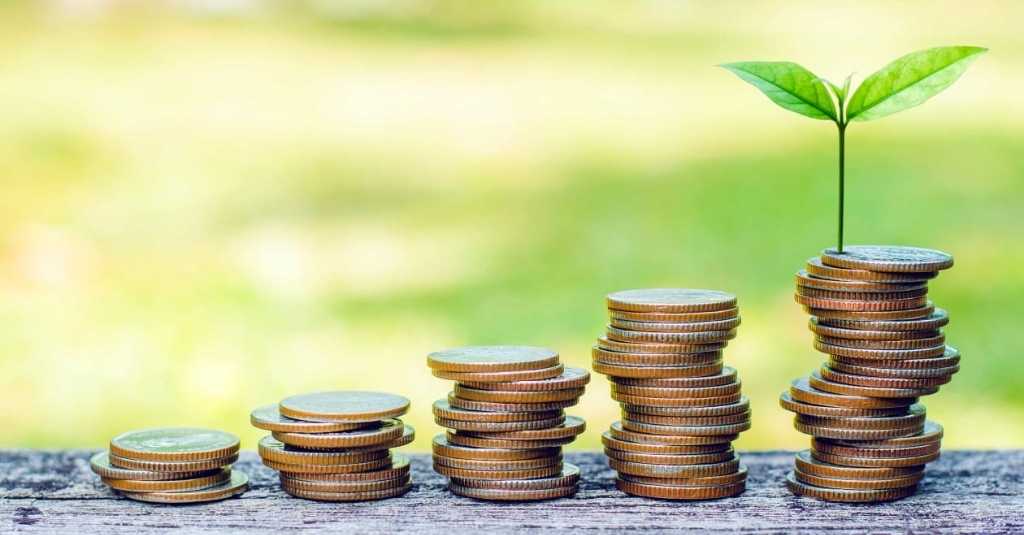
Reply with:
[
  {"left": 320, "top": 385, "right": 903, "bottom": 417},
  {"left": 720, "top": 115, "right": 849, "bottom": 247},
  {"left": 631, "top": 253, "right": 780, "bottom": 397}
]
[{"left": 0, "top": 0, "right": 1022, "bottom": 451}]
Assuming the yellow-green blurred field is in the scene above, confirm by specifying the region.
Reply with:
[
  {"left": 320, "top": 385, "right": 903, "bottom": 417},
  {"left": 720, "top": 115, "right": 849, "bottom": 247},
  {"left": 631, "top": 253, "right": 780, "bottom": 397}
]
[{"left": 1, "top": 1, "right": 1021, "bottom": 451}]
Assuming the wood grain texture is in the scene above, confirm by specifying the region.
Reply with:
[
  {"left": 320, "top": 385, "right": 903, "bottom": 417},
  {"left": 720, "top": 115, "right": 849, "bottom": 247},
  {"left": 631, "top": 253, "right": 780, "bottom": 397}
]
[{"left": 1, "top": 450, "right": 1021, "bottom": 533}]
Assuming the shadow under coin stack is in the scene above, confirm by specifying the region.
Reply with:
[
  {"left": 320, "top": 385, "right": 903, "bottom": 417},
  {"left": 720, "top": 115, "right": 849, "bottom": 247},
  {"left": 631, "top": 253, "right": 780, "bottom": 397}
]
[
  {"left": 593, "top": 289, "right": 750, "bottom": 500},
  {"left": 251, "top": 391, "right": 414, "bottom": 501},
  {"left": 783, "top": 245, "right": 957, "bottom": 502},
  {"left": 90, "top": 428, "right": 248, "bottom": 504},
  {"left": 428, "top": 346, "right": 589, "bottom": 501}
]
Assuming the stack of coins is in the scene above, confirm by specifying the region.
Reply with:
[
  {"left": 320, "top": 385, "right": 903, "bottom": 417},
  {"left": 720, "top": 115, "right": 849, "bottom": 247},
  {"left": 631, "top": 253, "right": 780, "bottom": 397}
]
[
  {"left": 90, "top": 428, "right": 248, "bottom": 504},
  {"left": 783, "top": 245, "right": 957, "bottom": 502},
  {"left": 427, "top": 346, "right": 589, "bottom": 501},
  {"left": 251, "top": 391, "right": 414, "bottom": 502},
  {"left": 592, "top": 289, "right": 750, "bottom": 500}
]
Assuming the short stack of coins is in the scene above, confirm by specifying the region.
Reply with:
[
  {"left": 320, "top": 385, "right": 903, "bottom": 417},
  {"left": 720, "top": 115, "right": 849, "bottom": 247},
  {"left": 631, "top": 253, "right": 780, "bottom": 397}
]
[
  {"left": 251, "top": 390, "right": 414, "bottom": 502},
  {"left": 783, "top": 245, "right": 957, "bottom": 502},
  {"left": 593, "top": 288, "right": 750, "bottom": 500},
  {"left": 428, "top": 345, "right": 589, "bottom": 501},
  {"left": 90, "top": 427, "right": 249, "bottom": 504}
]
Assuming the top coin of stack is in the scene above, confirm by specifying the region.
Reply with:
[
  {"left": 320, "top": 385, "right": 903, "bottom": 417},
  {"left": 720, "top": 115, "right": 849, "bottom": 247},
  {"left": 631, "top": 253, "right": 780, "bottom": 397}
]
[
  {"left": 251, "top": 391, "right": 415, "bottom": 502},
  {"left": 783, "top": 245, "right": 957, "bottom": 503},
  {"left": 90, "top": 427, "right": 248, "bottom": 504},
  {"left": 593, "top": 289, "right": 751, "bottom": 500},
  {"left": 428, "top": 345, "right": 588, "bottom": 501}
]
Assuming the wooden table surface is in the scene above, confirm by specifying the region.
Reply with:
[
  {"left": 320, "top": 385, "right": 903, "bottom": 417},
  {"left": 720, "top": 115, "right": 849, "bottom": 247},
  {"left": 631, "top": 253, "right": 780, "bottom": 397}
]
[{"left": 1, "top": 450, "right": 1021, "bottom": 534}]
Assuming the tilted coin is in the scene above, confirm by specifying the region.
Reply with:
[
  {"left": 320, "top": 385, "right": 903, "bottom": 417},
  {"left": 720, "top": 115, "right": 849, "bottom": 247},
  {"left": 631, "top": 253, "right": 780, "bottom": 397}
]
[
  {"left": 609, "top": 421, "right": 737, "bottom": 446},
  {"left": 623, "top": 410, "right": 751, "bottom": 427},
  {"left": 806, "top": 256, "right": 937, "bottom": 283},
  {"left": 278, "top": 391, "right": 409, "bottom": 423},
  {"left": 615, "top": 479, "right": 745, "bottom": 500},
  {"left": 796, "top": 286, "right": 928, "bottom": 302},
  {"left": 435, "top": 414, "right": 565, "bottom": 433},
  {"left": 594, "top": 361, "right": 724, "bottom": 379},
  {"left": 427, "top": 345, "right": 559, "bottom": 373},
  {"left": 283, "top": 482, "right": 412, "bottom": 502},
  {"left": 109, "top": 453, "right": 238, "bottom": 473},
  {"left": 786, "top": 471, "right": 917, "bottom": 502},
  {"left": 282, "top": 454, "right": 411, "bottom": 482},
  {"left": 611, "top": 391, "right": 742, "bottom": 408},
  {"left": 820, "top": 366, "right": 951, "bottom": 388},
  {"left": 793, "top": 450, "right": 922, "bottom": 479},
  {"left": 812, "top": 438, "right": 941, "bottom": 459},
  {"left": 827, "top": 360, "right": 959, "bottom": 379},
  {"left": 794, "top": 468, "right": 923, "bottom": 490},
  {"left": 601, "top": 433, "right": 732, "bottom": 455},
  {"left": 257, "top": 435, "right": 394, "bottom": 465},
  {"left": 814, "top": 309, "right": 949, "bottom": 332},
  {"left": 280, "top": 474, "right": 410, "bottom": 493},
  {"left": 609, "top": 316, "right": 742, "bottom": 333},
  {"left": 446, "top": 431, "right": 572, "bottom": 450},
  {"left": 814, "top": 341, "right": 947, "bottom": 360},
  {"left": 810, "top": 449, "right": 940, "bottom": 468},
  {"left": 453, "top": 384, "right": 584, "bottom": 403},
  {"left": 432, "top": 434, "right": 559, "bottom": 460},
  {"left": 109, "top": 428, "right": 239, "bottom": 462},
  {"left": 795, "top": 294, "right": 929, "bottom": 312},
  {"left": 605, "top": 448, "right": 736, "bottom": 466},
  {"left": 619, "top": 466, "right": 748, "bottom": 487},
  {"left": 606, "top": 288, "right": 737, "bottom": 313},
  {"left": 593, "top": 348, "right": 722, "bottom": 367},
  {"left": 608, "top": 457, "right": 741, "bottom": 478},
  {"left": 89, "top": 451, "right": 216, "bottom": 481},
  {"left": 790, "top": 377, "right": 916, "bottom": 409},
  {"left": 809, "top": 318, "right": 942, "bottom": 340},
  {"left": 461, "top": 416, "right": 585, "bottom": 441},
  {"left": 433, "top": 453, "right": 562, "bottom": 471},
  {"left": 828, "top": 345, "right": 960, "bottom": 369},
  {"left": 795, "top": 270, "right": 927, "bottom": 293},
  {"left": 121, "top": 471, "right": 249, "bottom": 504},
  {"left": 829, "top": 421, "right": 943, "bottom": 448},
  {"left": 609, "top": 308, "right": 739, "bottom": 323},
  {"left": 795, "top": 404, "right": 925, "bottom": 430},
  {"left": 432, "top": 400, "right": 562, "bottom": 423},
  {"left": 432, "top": 364, "right": 564, "bottom": 383},
  {"left": 605, "top": 326, "right": 737, "bottom": 345},
  {"left": 806, "top": 303, "right": 935, "bottom": 321},
  {"left": 778, "top": 391, "right": 909, "bottom": 418},
  {"left": 458, "top": 367, "right": 590, "bottom": 392},
  {"left": 448, "top": 482, "right": 576, "bottom": 501},
  {"left": 622, "top": 397, "right": 750, "bottom": 417},
  {"left": 809, "top": 371, "right": 938, "bottom": 398},
  {"left": 103, "top": 468, "right": 231, "bottom": 492},
  {"left": 597, "top": 337, "right": 726, "bottom": 354},
  {"left": 794, "top": 420, "right": 924, "bottom": 441},
  {"left": 611, "top": 380, "right": 742, "bottom": 399},
  {"left": 250, "top": 405, "right": 372, "bottom": 433},
  {"left": 433, "top": 463, "right": 562, "bottom": 480},
  {"left": 610, "top": 368, "right": 737, "bottom": 388},
  {"left": 447, "top": 393, "right": 578, "bottom": 413},
  {"left": 621, "top": 418, "right": 750, "bottom": 437},
  {"left": 272, "top": 419, "right": 405, "bottom": 449},
  {"left": 820, "top": 245, "right": 953, "bottom": 273},
  {"left": 815, "top": 334, "right": 945, "bottom": 351},
  {"left": 264, "top": 456, "right": 393, "bottom": 475},
  {"left": 451, "top": 464, "right": 580, "bottom": 490}
]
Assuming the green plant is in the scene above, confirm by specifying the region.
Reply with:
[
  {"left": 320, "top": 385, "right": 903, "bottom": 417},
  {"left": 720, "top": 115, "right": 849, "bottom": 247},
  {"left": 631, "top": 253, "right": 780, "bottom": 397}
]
[{"left": 721, "top": 46, "right": 986, "bottom": 252}]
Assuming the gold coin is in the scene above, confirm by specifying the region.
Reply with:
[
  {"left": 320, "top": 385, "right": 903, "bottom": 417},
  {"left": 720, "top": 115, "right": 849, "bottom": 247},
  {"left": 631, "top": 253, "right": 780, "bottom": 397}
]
[
  {"left": 89, "top": 451, "right": 217, "bottom": 481},
  {"left": 427, "top": 346, "right": 560, "bottom": 373},
  {"left": 448, "top": 482, "right": 577, "bottom": 501},
  {"left": 432, "top": 364, "right": 564, "bottom": 383},
  {"left": 453, "top": 384, "right": 584, "bottom": 403},
  {"left": 278, "top": 391, "right": 409, "bottom": 423},
  {"left": 102, "top": 468, "right": 231, "bottom": 492},
  {"left": 606, "top": 288, "right": 737, "bottom": 313},
  {"left": 283, "top": 482, "right": 412, "bottom": 502},
  {"left": 109, "top": 428, "right": 239, "bottom": 462},
  {"left": 121, "top": 471, "right": 249, "bottom": 504},
  {"left": 457, "top": 367, "right": 590, "bottom": 392},
  {"left": 432, "top": 400, "right": 561, "bottom": 423},
  {"left": 785, "top": 471, "right": 917, "bottom": 502},
  {"left": 615, "top": 479, "right": 745, "bottom": 500},
  {"left": 609, "top": 317, "right": 742, "bottom": 333},
  {"left": 250, "top": 405, "right": 372, "bottom": 433},
  {"left": 257, "top": 435, "right": 393, "bottom": 466},
  {"left": 108, "top": 453, "right": 238, "bottom": 473},
  {"left": 272, "top": 420, "right": 405, "bottom": 449},
  {"left": 451, "top": 464, "right": 580, "bottom": 490},
  {"left": 594, "top": 361, "right": 724, "bottom": 379}
]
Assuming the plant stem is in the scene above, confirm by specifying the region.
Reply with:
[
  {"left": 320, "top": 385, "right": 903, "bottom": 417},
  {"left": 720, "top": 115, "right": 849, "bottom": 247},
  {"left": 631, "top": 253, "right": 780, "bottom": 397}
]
[{"left": 837, "top": 122, "right": 846, "bottom": 252}]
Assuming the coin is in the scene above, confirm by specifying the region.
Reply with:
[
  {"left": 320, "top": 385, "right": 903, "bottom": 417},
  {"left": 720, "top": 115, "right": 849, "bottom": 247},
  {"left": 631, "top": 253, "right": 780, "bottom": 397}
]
[
  {"left": 605, "top": 448, "right": 736, "bottom": 466},
  {"left": 89, "top": 452, "right": 217, "bottom": 481},
  {"left": 621, "top": 419, "right": 750, "bottom": 437},
  {"left": 609, "top": 317, "right": 742, "bottom": 333},
  {"left": 827, "top": 360, "right": 959, "bottom": 379},
  {"left": 812, "top": 439, "right": 941, "bottom": 459},
  {"left": 601, "top": 433, "right": 732, "bottom": 454},
  {"left": 609, "top": 308, "right": 740, "bottom": 323},
  {"left": 828, "top": 346, "right": 960, "bottom": 369},
  {"left": 796, "top": 286, "right": 928, "bottom": 302},
  {"left": 778, "top": 391, "right": 909, "bottom": 418},
  {"left": 615, "top": 479, "right": 745, "bottom": 500},
  {"left": 606, "top": 289, "right": 737, "bottom": 313},
  {"left": 463, "top": 416, "right": 586, "bottom": 441},
  {"left": 815, "top": 334, "right": 945, "bottom": 351},
  {"left": 612, "top": 391, "right": 742, "bottom": 408},
  {"left": 250, "top": 405, "right": 371, "bottom": 433},
  {"left": 809, "top": 319, "right": 942, "bottom": 340},
  {"left": 814, "top": 341, "right": 947, "bottom": 360},
  {"left": 264, "top": 456, "right": 393, "bottom": 475},
  {"left": 282, "top": 482, "right": 412, "bottom": 502},
  {"left": 793, "top": 450, "right": 922, "bottom": 479},
  {"left": 806, "top": 303, "right": 935, "bottom": 321},
  {"left": 448, "top": 482, "right": 576, "bottom": 501},
  {"left": 430, "top": 434, "right": 554, "bottom": 460},
  {"left": 609, "top": 457, "right": 740, "bottom": 478},
  {"left": 806, "top": 256, "right": 937, "bottom": 283},
  {"left": 623, "top": 410, "right": 751, "bottom": 427},
  {"left": 597, "top": 337, "right": 726, "bottom": 354},
  {"left": 795, "top": 294, "right": 929, "bottom": 312},
  {"left": 810, "top": 449, "right": 940, "bottom": 468},
  {"left": 622, "top": 397, "right": 750, "bottom": 417},
  {"left": 453, "top": 385, "right": 584, "bottom": 403},
  {"left": 794, "top": 420, "right": 924, "bottom": 441},
  {"left": 121, "top": 471, "right": 249, "bottom": 504},
  {"left": 433, "top": 463, "right": 563, "bottom": 480},
  {"left": 794, "top": 468, "right": 923, "bottom": 490},
  {"left": 457, "top": 367, "right": 591, "bottom": 392},
  {"left": 611, "top": 380, "right": 741, "bottom": 399},
  {"left": 795, "top": 404, "right": 925, "bottom": 430},
  {"left": 830, "top": 421, "right": 943, "bottom": 448},
  {"left": 432, "top": 400, "right": 562, "bottom": 423},
  {"left": 786, "top": 471, "right": 917, "bottom": 503},
  {"left": 279, "top": 474, "right": 410, "bottom": 493},
  {"left": 814, "top": 309, "right": 949, "bottom": 332},
  {"left": 432, "top": 364, "right": 564, "bottom": 383},
  {"left": 451, "top": 464, "right": 580, "bottom": 490},
  {"left": 446, "top": 394, "right": 578, "bottom": 413},
  {"left": 434, "top": 453, "right": 562, "bottom": 471},
  {"left": 809, "top": 372, "right": 938, "bottom": 398},
  {"left": 281, "top": 454, "right": 411, "bottom": 482},
  {"left": 435, "top": 414, "right": 565, "bottom": 433},
  {"left": 592, "top": 347, "right": 723, "bottom": 366},
  {"left": 789, "top": 377, "right": 916, "bottom": 409},
  {"left": 109, "top": 428, "right": 239, "bottom": 462},
  {"left": 606, "top": 326, "right": 737, "bottom": 345},
  {"left": 594, "top": 361, "right": 724, "bottom": 379},
  {"left": 611, "top": 368, "right": 737, "bottom": 388},
  {"left": 427, "top": 346, "right": 560, "bottom": 373},
  {"left": 445, "top": 431, "right": 571, "bottom": 450},
  {"left": 278, "top": 391, "right": 410, "bottom": 423},
  {"left": 619, "top": 466, "right": 748, "bottom": 487},
  {"left": 103, "top": 468, "right": 231, "bottom": 492},
  {"left": 609, "top": 421, "right": 737, "bottom": 446},
  {"left": 821, "top": 246, "right": 954, "bottom": 273},
  {"left": 272, "top": 419, "right": 405, "bottom": 449},
  {"left": 820, "top": 366, "right": 951, "bottom": 388},
  {"left": 795, "top": 270, "right": 927, "bottom": 293},
  {"left": 257, "top": 436, "right": 392, "bottom": 466},
  {"left": 108, "top": 453, "right": 238, "bottom": 472}
]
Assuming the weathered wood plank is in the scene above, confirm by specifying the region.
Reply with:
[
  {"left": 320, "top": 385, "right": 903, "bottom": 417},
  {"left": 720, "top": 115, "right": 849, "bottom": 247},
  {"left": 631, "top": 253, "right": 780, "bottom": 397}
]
[{"left": 1, "top": 450, "right": 1021, "bottom": 533}]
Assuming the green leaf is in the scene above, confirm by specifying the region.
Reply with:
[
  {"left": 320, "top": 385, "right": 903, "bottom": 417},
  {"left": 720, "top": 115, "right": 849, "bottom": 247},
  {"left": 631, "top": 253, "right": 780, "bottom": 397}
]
[
  {"left": 720, "top": 61, "right": 837, "bottom": 121},
  {"left": 846, "top": 46, "right": 987, "bottom": 122}
]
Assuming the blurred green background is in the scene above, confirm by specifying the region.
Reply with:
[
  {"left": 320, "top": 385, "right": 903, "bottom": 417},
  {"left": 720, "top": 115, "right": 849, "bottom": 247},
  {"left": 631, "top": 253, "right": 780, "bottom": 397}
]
[{"left": 1, "top": 1, "right": 1021, "bottom": 452}]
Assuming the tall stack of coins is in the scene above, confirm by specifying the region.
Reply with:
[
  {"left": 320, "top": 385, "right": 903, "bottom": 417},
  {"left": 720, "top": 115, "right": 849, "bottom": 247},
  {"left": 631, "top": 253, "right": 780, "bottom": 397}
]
[
  {"left": 251, "top": 391, "right": 414, "bottom": 502},
  {"left": 428, "top": 346, "right": 588, "bottom": 501},
  {"left": 90, "top": 428, "right": 249, "bottom": 504},
  {"left": 783, "top": 245, "right": 957, "bottom": 502},
  {"left": 592, "top": 289, "right": 750, "bottom": 500}
]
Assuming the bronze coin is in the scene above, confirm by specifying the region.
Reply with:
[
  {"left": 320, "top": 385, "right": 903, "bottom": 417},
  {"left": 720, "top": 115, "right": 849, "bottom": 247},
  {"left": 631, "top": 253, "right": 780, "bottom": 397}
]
[
  {"left": 809, "top": 319, "right": 941, "bottom": 341},
  {"left": 607, "top": 288, "right": 737, "bottom": 313},
  {"left": 623, "top": 410, "right": 751, "bottom": 427},
  {"left": 615, "top": 479, "right": 745, "bottom": 500},
  {"left": 109, "top": 453, "right": 238, "bottom": 473},
  {"left": 609, "top": 457, "right": 741, "bottom": 478},
  {"left": 809, "top": 372, "right": 938, "bottom": 398},
  {"left": 796, "top": 404, "right": 925, "bottom": 430},
  {"left": 451, "top": 463, "right": 580, "bottom": 490},
  {"left": 621, "top": 418, "right": 750, "bottom": 437},
  {"left": 793, "top": 450, "right": 922, "bottom": 479},
  {"left": 795, "top": 270, "right": 927, "bottom": 293},
  {"left": 789, "top": 377, "right": 916, "bottom": 409},
  {"left": 820, "top": 245, "right": 953, "bottom": 273},
  {"left": 458, "top": 367, "right": 590, "bottom": 392},
  {"left": 461, "top": 416, "right": 585, "bottom": 441},
  {"left": 609, "top": 317, "right": 742, "bottom": 333},
  {"left": 612, "top": 391, "right": 741, "bottom": 408},
  {"left": 793, "top": 469, "right": 921, "bottom": 491},
  {"left": 606, "top": 326, "right": 737, "bottom": 345},
  {"left": 434, "top": 462, "right": 562, "bottom": 480},
  {"left": 619, "top": 466, "right": 747, "bottom": 487},
  {"left": 597, "top": 337, "right": 726, "bottom": 354},
  {"left": 427, "top": 345, "right": 560, "bottom": 373},
  {"left": 601, "top": 433, "right": 732, "bottom": 455},
  {"left": 433, "top": 453, "right": 562, "bottom": 471},
  {"left": 820, "top": 366, "right": 951, "bottom": 388},
  {"left": 609, "top": 308, "right": 739, "bottom": 323},
  {"left": 279, "top": 391, "right": 409, "bottom": 423},
  {"left": 89, "top": 451, "right": 217, "bottom": 481},
  {"left": 592, "top": 347, "right": 723, "bottom": 366},
  {"left": 806, "top": 256, "right": 937, "bottom": 283},
  {"left": 280, "top": 474, "right": 410, "bottom": 494},
  {"left": 815, "top": 309, "right": 949, "bottom": 332},
  {"left": 272, "top": 420, "right": 405, "bottom": 449},
  {"left": 264, "top": 455, "right": 393, "bottom": 475},
  {"left": 283, "top": 482, "right": 412, "bottom": 502},
  {"left": 446, "top": 431, "right": 572, "bottom": 450},
  {"left": 828, "top": 346, "right": 960, "bottom": 369},
  {"left": 622, "top": 397, "right": 750, "bottom": 417},
  {"left": 611, "top": 368, "right": 738, "bottom": 388},
  {"left": 795, "top": 294, "right": 929, "bottom": 312},
  {"left": 109, "top": 428, "right": 239, "bottom": 462},
  {"left": 778, "top": 391, "right": 909, "bottom": 418},
  {"left": 257, "top": 436, "right": 392, "bottom": 466},
  {"left": 827, "top": 360, "right": 959, "bottom": 379},
  {"left": 806, "top": 303, "right": 935, "bottom": 321},
  {"left": 432, "top": 400, "right": 562, "bottom": 423},
  {"left": 594, "top": 361, "right": 724, "bottom": 379},
  {"left": 812, "top": 438, "right": 941, "bottom": 459},
  {"left": 829, "top": 421, "right": 943, "bottom": 448},
  {"left": 785, "top": 471, "right": 917, "bottom": 502},
  {"left": 609, "top": 421, "right": 737, "bottom": 446},
  {"left": 278, "top": 454, "right": 410, "bottom": 481},
  {"left": 435, "top": 414, "right": 565, "bottom": 433},
  {"left": 814, "top": 341, "right": 947, "bottom": 360},
  {"left": 447, "top": 393, "right": 578, "bottom": 413},
  {"left": 810, "top": 449, "right": 940, "bottom": 468},
  {"left": 605, "top": 448, "right": 736, "bottom": 466},
  {"left": 433, "top": 365, "right": 564, "bottom": 383},
  {"left": 611, "top": 380, "right": 741, "bottom": 399},
  {"left": 815, "top": 334, "right": 945, "bottom": 350},
  {"left": 103, "top": 468, "right": 231, "bottom": 492},
  {"left": 431, "top": 434, "right": 558, "bottom": 460},
  {"left": 448, "top": 482, "right": 577, "bottom": 501},
  {"left": 121, "top": 471, "right": 249, "bottom": 504},
  {"left": 453, "top": 384, "right": 584, "bottom": 403},
  {"left": 794, "top": 421, "right": 924, "bottom": 441},
  {"left": 250, "top": 405, "right": 373, "bottom": 433},
  {"left": 796, "top": 286, "right": 928, "bottom": 302}
]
